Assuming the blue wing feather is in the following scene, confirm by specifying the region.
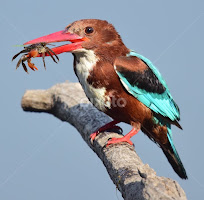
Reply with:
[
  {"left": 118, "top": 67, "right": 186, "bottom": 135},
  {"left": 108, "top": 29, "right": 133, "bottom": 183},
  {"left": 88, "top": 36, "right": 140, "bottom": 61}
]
[
  {"left": 115, "top": 50, "right": 180, "bottom": 122},
  {"left": 128, "top": 51, "right": 169, "bottom": 91}
]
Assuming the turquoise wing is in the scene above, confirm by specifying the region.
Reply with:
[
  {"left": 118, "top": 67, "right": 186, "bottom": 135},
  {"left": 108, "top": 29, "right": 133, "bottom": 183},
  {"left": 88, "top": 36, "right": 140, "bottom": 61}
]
[
  {"left": 115, "top": 51, "right": 187, "bottom": 178},
  {"left": 115, "top": 50, "right": 180, "bottom": 122}
]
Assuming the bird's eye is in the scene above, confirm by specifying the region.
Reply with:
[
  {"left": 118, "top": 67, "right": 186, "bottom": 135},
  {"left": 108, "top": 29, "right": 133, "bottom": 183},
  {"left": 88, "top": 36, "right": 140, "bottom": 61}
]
[{"left": 85, "top": 27, "right": 94, "bottom": 34}]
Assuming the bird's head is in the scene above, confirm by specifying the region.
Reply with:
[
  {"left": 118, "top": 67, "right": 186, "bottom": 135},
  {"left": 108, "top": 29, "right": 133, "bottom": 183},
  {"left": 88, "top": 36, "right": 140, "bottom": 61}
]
[{"left": 24, "top": 19, "right": 127, "bottom": 59}]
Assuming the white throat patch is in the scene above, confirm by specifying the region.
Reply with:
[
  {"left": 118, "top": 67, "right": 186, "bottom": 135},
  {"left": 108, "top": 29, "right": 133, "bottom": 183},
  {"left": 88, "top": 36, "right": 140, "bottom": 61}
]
[{"left": 74, "top": 49, "right": 111, "bottom": 111}]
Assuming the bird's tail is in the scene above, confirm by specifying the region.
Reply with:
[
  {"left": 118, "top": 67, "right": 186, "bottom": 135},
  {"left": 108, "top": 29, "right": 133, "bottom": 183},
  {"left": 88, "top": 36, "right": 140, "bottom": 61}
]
[{"left": 161, "top": 126, "right": 188, "bottom": 179}]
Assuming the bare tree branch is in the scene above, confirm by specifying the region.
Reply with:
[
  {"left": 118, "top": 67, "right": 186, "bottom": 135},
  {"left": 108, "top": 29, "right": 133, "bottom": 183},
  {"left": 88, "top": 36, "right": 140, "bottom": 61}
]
[{"left": 21, "top": 81, "right": 187, "bottom": 200}]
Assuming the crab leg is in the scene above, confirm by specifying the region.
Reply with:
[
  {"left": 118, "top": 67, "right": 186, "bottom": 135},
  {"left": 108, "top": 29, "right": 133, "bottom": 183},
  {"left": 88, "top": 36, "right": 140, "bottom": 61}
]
[
  {"left": 46, "top": 51, "right": 58, "bottom": 63},
  {"left": 16, "top": 58, "right": 23, "bottom": 69},
  {"left": 42, "top": 52, "right": 46, "bottom": 70},
  {"left": 12, "top": 49, "right": 29, "bottom": 61},
  {"left": 22, "top": 61, "right": 28, "bottom": 73},
  {"left": 48, "top": 48, "right": 59, "bottom": 61},
  {"left": 16, "top": 55, "right": 28, "bottom": 69}
]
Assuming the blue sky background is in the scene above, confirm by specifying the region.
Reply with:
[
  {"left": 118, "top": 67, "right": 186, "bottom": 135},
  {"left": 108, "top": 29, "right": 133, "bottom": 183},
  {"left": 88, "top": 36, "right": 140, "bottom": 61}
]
[{"left": 1, "top": 0, "right": 204, "bottom": 199}]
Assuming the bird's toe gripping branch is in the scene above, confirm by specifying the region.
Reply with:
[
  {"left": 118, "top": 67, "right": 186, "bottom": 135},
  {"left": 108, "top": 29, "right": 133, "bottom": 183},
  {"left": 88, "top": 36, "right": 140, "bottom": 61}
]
[
  {"left": 106, "top": 128, "right": 139, "bottom": 147},
  {"left": 90, "top": 120, "right": 139, "bottom": 147},
  {"left": 90, "top": 120, "right": 121, "bottom": 144}
]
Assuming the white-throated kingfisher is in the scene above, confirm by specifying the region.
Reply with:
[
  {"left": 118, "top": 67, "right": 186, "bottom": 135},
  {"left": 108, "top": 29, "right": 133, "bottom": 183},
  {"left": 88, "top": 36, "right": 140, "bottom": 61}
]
[{"left": 24, "top": 19, "right": 187, "bottom": 179}]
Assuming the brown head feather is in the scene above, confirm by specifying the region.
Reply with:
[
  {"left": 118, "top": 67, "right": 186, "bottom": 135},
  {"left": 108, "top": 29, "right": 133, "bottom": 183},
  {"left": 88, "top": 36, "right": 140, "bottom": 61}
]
[{"left": 67, "top": 19, "right": 129, "bottom": 62}]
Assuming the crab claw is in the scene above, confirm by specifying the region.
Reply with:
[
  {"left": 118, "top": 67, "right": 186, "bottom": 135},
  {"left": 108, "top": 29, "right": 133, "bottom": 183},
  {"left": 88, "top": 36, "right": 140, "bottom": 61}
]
[{"left": 27, "top": 58, "right": 38, "bottom": 71}]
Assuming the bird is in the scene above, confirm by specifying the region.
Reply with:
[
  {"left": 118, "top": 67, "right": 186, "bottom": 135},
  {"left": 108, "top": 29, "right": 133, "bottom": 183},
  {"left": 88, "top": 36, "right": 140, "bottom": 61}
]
[{"left": 24, "top": 19, "right": 188, "bottom": 179}]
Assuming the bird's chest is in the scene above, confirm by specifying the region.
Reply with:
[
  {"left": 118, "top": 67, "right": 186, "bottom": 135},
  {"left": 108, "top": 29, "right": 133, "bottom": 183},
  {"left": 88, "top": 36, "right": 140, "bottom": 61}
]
[{"left": 74, "top": 51, "right": 111, "bottom": 111}]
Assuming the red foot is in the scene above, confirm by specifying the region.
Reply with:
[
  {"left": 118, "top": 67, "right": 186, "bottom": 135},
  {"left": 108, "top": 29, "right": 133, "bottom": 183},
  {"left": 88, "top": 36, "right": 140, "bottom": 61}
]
[
  {"left": 106, "top": 128, "right": 139, "bottom": 147},
  {"left": 107, "top": 137, "right": 133, "bottom": 146},
  {"left": 90, "top": 120, "right": 120, "bottom": 144}
]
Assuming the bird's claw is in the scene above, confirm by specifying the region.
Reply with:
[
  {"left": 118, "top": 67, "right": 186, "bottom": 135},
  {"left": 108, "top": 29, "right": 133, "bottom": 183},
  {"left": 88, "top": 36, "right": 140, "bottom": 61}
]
[
  {"left": 90, "top": 131, "right": 99, "bottom": 145},
  {"left": 90, "top": 125, "right": 123, "bottom": 145}
]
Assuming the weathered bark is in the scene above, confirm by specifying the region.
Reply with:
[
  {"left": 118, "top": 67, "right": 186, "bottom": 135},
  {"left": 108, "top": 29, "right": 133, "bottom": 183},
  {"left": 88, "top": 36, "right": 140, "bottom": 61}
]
[{"left": 21, "top": 81, "right": 187, "bottom": 200}]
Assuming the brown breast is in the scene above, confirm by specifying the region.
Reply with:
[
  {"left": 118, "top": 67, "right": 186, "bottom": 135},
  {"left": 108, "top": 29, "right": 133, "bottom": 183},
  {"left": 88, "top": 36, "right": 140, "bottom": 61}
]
[{"left": 87, "top": 60, "right": 152, "bottom": 125}]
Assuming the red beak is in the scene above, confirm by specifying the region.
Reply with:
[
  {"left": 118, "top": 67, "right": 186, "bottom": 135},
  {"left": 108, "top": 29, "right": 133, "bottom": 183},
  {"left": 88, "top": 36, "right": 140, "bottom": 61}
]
[{"left": 24, "top": 30, "right": 87, "bottom": 55}]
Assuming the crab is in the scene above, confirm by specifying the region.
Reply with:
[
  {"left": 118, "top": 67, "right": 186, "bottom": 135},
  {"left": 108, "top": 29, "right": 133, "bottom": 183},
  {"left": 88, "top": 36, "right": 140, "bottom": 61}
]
[{"left": 12, "top": 43, "right": 59, "bottom": 73}]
